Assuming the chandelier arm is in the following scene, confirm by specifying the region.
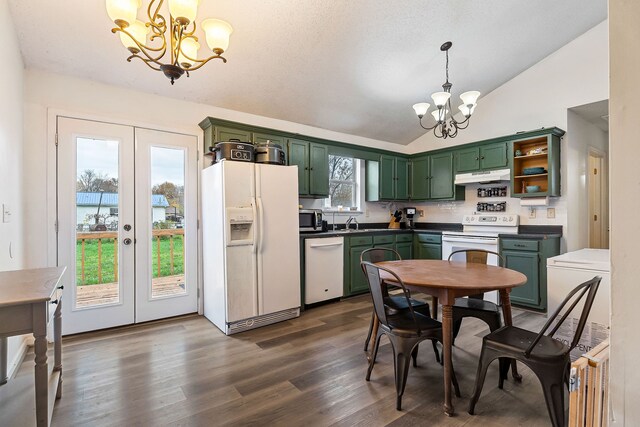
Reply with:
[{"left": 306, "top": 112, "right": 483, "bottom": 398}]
[
  {"left": 182, "top": 21, "right": 197, "bottom": 38},
  {"left": 418, "top": 117, "right": 439, "bottom": 131},
  {"left": 127, "top": 54, "right": 163, "bottom": 71},
  {"left": 447, "top": 124, "right": 459, "bottom": 139},
  {"left": 433, "top": 124, "right": 445, "bottom": 139},
  {"left": 148, "top": 0, "right": 165, "bottom": 24},
  {"left": 181, "top": 54, "right": 227, "bottom": 71},
  {"left": 112, "top": 27, "right": 167, "bottom": 62}
]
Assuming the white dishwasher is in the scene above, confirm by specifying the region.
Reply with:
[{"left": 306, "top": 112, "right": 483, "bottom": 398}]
[{"left": 305, "top": 237, "right": 344, "bottom": 304}]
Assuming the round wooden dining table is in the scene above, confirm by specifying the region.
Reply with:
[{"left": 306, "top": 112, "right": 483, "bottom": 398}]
[{"left": 376, "top": 259, "right": 527, "bottom": 417}]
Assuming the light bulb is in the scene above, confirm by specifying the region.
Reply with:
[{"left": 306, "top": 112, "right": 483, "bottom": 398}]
[
  {"left": 432, "top": 108, "right": 447, "bottom": 123},
  {"left": 106, "top": 0, "right": 141, "bottom": 26},
  {"left": 178, "top": 38, "right": 200, "bottom": 68},
  {"left": 458, "top": 104, "right": 477, "bottom": 117},
  {"left": 460, "top": 91, "right": 480, "bottom": 106},
  {"left": 168, "top": 0, "right": 200, "bottom": 24},
  {"left": 431, "top": 91, "right": 451, "bottom": 108},
  {"left": 119, "top": 20, "right": 149, "bottom": 52},
  {"left": 412, "top": 103, "right": 430, "bottom": 118},
  {"left": 202, "top": 19, "right": 233, "bottom": 53}
]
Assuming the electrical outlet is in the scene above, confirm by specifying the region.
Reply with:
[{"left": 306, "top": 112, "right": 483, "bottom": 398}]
[
  {"left": 547, "top": 208, "right": 556, "bottom": 219},
  {"left": 529, "top": 207, "right": 536, "bottom": 219},
  {"left": 418, "top": 209, "right": 425, "bottom": 217}
]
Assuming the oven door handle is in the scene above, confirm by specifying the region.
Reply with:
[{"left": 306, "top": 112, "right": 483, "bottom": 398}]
[{"left": 442, "top": 236, "right": 499, "bottom": 243}]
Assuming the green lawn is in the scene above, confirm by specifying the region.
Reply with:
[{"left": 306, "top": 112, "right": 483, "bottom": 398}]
[{"left": 76, "top": 235, "right": 184, "bottom": 285}]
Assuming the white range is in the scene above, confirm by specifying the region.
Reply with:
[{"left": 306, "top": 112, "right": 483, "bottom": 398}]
[{"left": 441, "top": 213, "right": 520, "bottom": 304}]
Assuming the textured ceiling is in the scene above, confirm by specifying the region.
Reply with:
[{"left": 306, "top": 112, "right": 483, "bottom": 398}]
[{"left": 8, "top": 0, "right": 607, "bottom": 144}]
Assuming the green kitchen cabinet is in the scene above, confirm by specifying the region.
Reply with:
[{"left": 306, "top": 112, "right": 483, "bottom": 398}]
[
  {"left": 253, "top": 132, "right": 287, "bottom": 147},
  {"left": 288, "top": 139, "right": 329, "bottom": 198},
  {"left": 511, "top": 130, "right": 563, "bottom": 198},
  {"left": 429, "top": 152, "right": 457, "bottom": 200},
  {"left": 455, "top": 142, "right": 508, "bottom": 173},
  {"left": 215, "top": 126, "right": 252, "bottom": 144},
  {"left": 410, "top": 156, "right": 430, "bottom": 200},
  {"left": 413, "top": 233, "right": 442, "bottom": 260},
  {"left": 395, "top": 234, "right": 413, "bottom": 260},
  {"left": 367, "top": 156, "right": 410, "bottom": 201},
  {"left": 344, "top": 235, "right": 375, "bottom": 296},
  {"left": 502, "top": 250, "right": 540, "bottom": 307},
  {"left": 500, "top": 236, "right": 560, "bottom": 311}
]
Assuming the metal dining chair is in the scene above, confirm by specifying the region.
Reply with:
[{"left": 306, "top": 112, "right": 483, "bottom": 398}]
[
  {"left": 361, "top": 261, "right": 460, "bottom": 410},
  {"left": 360, "top": 248, "right": 440, "bottom": 364},
  {"left": 468, "top": 276, "right": 602, "bottom": 427},
  {"left": 448, "top": 249, "right": 504, "bottom": 345}
]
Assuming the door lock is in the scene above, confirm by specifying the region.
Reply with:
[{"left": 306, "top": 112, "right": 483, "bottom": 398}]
[
  {"left": 123, "top": 238, "right": 132, "bottom": 245},
  {"left": 124, "top": 224, "right": 132, "bottom": 231}
]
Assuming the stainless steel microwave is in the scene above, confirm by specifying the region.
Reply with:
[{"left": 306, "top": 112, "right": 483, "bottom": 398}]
[{"left": 299, "top": 209, "right": 323, "bottom": 232}]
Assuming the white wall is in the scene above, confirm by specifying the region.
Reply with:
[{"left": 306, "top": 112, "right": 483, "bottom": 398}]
[
  {"left": 609, "top": 2, "right": 640, "bottom": 424},
  {"left": 0, "top": 0, "right": 27, "bottom": 380},
  {"left": 407, "top": 21, "right": 609, "bottom": 252}
]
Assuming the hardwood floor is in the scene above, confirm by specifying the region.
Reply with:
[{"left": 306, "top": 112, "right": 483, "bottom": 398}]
[{"left": 8, "top": 295, "right": 553, "bottom": 426}]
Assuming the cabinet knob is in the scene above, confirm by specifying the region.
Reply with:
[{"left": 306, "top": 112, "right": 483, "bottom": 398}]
[
  {"left": 475, "top": 157, "right": 479, "bottom": 160},
  {"left": 51, "top": 299, "right": 59, "bottom": 305},
  {"left": 57, "top": 285, "right": 64, "bottom": 290},
  {"left": 481, "top": 156, "right": 485, "bottom": 159}
]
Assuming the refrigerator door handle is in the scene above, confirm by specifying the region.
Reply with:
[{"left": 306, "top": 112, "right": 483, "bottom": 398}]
[
  {"left": 257, "top": 197, "right": 265, "bottom": 254},
  {"left": 251, "top": 197, "right": 258, "bottom": 254}
]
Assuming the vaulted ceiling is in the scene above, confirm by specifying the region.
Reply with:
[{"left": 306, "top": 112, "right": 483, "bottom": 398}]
[{"left": 8, "top": 0, "right": 607, "bottom": 144}]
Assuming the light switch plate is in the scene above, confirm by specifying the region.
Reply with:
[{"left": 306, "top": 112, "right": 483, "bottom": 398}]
[
  {"left": 547, "top": 208, "right": 556, "bottom": 219},
  {"left": 2, "top": 204, "right": 11, "bottom": 223}
]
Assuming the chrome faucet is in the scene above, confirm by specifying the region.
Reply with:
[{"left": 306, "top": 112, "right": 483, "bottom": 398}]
[{"left": 345, "top": 216, "right": 359, "bottom": 230}]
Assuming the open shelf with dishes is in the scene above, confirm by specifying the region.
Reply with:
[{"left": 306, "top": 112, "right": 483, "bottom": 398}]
[{"left": 510, "top": 132, "right": 562, "bottom": 197}]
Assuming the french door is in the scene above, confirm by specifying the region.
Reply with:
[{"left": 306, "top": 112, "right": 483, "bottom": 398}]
[{"left": 57, "top": 117, "right": 198, "bottom": 334}]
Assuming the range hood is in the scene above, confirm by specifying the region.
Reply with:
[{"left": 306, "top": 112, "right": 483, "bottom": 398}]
[{"left": 454, "top": 168, "right": 511, "bottom": 185}]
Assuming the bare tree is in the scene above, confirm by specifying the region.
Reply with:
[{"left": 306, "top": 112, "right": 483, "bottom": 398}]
[
  {"left": 77, "top": 169, "right": 118, "bottom": 192},
  {"left": 328, "top": 156, "right": 354, "bottom": 206}
]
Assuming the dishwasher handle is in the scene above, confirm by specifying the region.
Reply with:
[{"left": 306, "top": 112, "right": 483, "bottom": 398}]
[{"left": 309, "top": 242, "right": 344, "bottom": 248}]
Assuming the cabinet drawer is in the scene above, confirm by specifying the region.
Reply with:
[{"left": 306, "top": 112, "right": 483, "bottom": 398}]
[
  {"left": 395, "top": 234, "right": 413, "bottom": 243},
  {"left": 373, "top": 234, "right": 395, "bottom": 244},
  {"left": 349, "top": 236, "right": 373, "bottom": 247},
  {"left": 501, "top": 239, "right": 539, "bottom": 251},
  {"left": 416, "top": 233, "right": 442, "bottom": 244}
]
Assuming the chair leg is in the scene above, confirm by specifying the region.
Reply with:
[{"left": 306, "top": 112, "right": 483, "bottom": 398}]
[
  {"left": 538, "top": 371, "right": 567, "bottom": 427},
  {"left": 468, "top": 345, "right": 496, "bottom": 415},
  {"left": 452, "top": 317, "right": 463, "bottom": 346},
  {"left": 411, "top": 345, "right": 419, "bottom": 368},
  {"left": 390, "top": 336, "right": 419, "bottom": 411},
  {"left": 451, "top": 364, "right": 461, "bottom": 398},
  {"left": 366, "top": 330, "right": 383, "bottom": 381},
  {"left": 363, "top": 311, "right": 375, "bottom": 352},
  {"left": 498, "top": 357, "right": 510, "bottom": 389},
  {"left": 431, "top": 340, "right": 441, "bottom": 364}
]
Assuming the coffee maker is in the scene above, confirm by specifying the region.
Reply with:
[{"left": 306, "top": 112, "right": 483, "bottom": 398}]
[{"left": 404, "top": 207, "right": 417, "bottom": 229}]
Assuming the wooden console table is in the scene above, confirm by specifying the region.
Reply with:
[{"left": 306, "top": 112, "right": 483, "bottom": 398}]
[{"left": 0, "top": 267, "right": 66, "bottom": 427}]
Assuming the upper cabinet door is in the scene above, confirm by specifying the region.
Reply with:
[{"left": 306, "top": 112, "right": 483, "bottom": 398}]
[
  {"left": 215, "top": 126, "right": 252, "bottom": 143},
  {"left": 411, "top": 156, "right": 430, "bottom": 200},
  {"left": 309, "top": 143, "right": 329, "bottom": 197},
  {"left": 379, "top": 155, "right": 396, "bottom": 200},
  {"left": 288, "top": 139, "right": 310, "bottom": 195},
  {"left": 480, "top": 142, "right": 508, "bottom": 170},
  {"left": 429, "top": 152, "right": 455, "bottom": 199},
  {"left": 456, "top": 147, "right": 480, "bottom": 173},
  {"left": 395, "top": 158, "right": 409, "bottom": 200}
]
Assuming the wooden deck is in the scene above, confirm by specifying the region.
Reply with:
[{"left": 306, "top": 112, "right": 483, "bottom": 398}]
[{"left": 76, "top": 275, "right": 186, "bottom": 307}]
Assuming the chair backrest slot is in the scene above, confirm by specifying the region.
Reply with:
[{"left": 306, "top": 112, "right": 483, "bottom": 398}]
[{"left": 447, "top": 249, "right": 504, "bottom": 299}]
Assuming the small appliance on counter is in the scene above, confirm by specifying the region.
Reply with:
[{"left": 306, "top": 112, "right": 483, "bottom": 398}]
[
  {"left": 404, "top": 207, "right": 417, "bottom": 229},
  {"left": 299, "top": 209, "right": 323, "bottom": 232},
  {"left": 206, "top": 139, "right": 255, "bottom": 164},
  {"left": 255, "top": 140, "right": 286, "bottom": 165}
]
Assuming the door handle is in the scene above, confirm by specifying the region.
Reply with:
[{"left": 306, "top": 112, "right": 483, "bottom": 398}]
[{"left": 123, "top": 238, "right": 132, "bottom": 245}]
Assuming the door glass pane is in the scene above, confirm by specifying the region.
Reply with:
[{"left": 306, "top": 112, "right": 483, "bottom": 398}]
[
  {"left": 150, "top": 146, "right": 186, "bottom": 298},
  {"left": 75, "top": 138, "right": 120, "bottom": 308}
]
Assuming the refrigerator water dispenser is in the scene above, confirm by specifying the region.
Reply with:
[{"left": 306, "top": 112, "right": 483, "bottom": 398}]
[{"left": 226, "top": 207, "right": 254, "bottom": 245}]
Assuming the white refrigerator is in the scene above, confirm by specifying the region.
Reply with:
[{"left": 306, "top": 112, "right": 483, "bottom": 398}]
[
  {"left": 546, "top": 248, "right": 610, "bottom": 360},
  {"left": 202, "top": 161, "right": 301, "bottom": 335}
]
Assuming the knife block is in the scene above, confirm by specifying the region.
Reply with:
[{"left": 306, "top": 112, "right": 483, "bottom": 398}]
[{"left": 388, "top": 214, "right": 400, "bottom": 229}]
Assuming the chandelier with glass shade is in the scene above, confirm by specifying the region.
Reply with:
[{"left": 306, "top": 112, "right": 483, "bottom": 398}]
[
  {"left": 106, "top": 0, "right": 233, "bottom": 84},
  {"left": 412, "top": 42, "right": 480, "bottom": 139}
]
